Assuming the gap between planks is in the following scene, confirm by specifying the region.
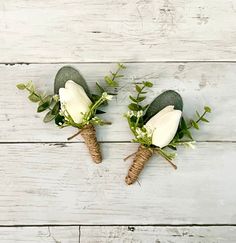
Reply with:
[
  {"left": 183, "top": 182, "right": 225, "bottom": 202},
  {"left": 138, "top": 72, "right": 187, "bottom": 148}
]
[
  {"left": 2, "top": 61, "right": 236, "bottom": 65},
  {"left": 0, "top": 224, "right": 236, "bottom": 228}
]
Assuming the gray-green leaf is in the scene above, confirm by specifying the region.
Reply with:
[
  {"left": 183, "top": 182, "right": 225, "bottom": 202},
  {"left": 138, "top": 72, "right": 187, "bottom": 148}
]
[
  {"left": 43, "top": 111, "right": 56, "bottom": 123},
  {"left": 16, "top": 83, "right": 26, "bottom": 90},
  {"left": 28, "top": 93, "right": 40, "bottom": 102},
  {"left": 144, "top": 90, "right": 183, "bottom": 123},
  {"left": 191, "top": 120, "right": 199, "bottom": 129},
  {"left": 204, "top": 106, "right": 211, "bottom": 113},
  {"left": 54, "top": 66, "right": 91, "bottom": 97}
]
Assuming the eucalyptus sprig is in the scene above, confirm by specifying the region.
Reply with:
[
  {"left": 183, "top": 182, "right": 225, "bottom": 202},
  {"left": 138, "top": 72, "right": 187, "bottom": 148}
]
[
  {"left": 104, "top": 63, "right": 126, "bottom": 87},
  {"left": 16, "top": 81, "right": 60, "bottom": 123},
  {"left": 169, "top": 106, "right": 212, "bottom": 150}
]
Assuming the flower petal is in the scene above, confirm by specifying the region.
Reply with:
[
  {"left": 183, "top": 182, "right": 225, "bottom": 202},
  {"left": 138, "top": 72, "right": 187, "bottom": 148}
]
[
  {"left": 59, "top": 80, "right": 92, "bottom": 123},
  {"left": 146, "top": 105, "right": 174, "bottom": 129},
  {"left": 146, "top": 108, "right": 182, "bottom": 148}
]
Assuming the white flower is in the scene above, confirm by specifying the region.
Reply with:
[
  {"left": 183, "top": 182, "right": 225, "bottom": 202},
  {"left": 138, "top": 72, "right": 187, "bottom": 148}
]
[
  {"left": 135, "top": 127, "right": 146, "bottom": 139},
  {"left": 102, "top": 92, "right": 113, "bottom": 101},
  {"left": 126, "top": 111, "right": 134, "bottom": 118},
  {"left": 143, "top": 125, "right": 152, "bottom": 137},
  {"left": 59, "top": 80, "right": 92, "bottom": 123},
  {"left": 145, "top": 105, "right": 182, "bottom": 148},
  {"left": 137, "top": 110, "right": 143, "bottom": 118}
]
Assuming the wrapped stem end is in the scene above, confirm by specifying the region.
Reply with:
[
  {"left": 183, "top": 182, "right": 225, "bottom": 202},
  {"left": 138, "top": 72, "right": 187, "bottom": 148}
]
[
  {"left": 80, "top": 124, "right": 102, "bottom": 163},
  {"left": 125, "top": 145, "right": 153, "bottom": 185}
]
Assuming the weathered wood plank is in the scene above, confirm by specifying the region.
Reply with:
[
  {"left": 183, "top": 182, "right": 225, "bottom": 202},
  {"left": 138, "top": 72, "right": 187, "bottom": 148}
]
[
  {"left": 80, "top": 226, "right": 236, "bottom": 243},
  {"left": 1, "top": 63, "right": 235, "bottom": 142},
  {"left": 0, "top": 142, "right": 235, "bottom": 225},
  {"left": 0, "top": 226, "right": 79, "bottom": 243},
  {"left": 0, "top": 0, "right": 236, "bottom": 62},
  {"left": 0, "top": 226, "right": 235, "bottom": 243}
]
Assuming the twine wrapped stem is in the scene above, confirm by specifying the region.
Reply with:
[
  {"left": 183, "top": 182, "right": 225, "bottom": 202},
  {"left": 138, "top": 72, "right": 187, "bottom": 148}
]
[{"left": 125, "top": 145, "right": 153, "bottom": 185}]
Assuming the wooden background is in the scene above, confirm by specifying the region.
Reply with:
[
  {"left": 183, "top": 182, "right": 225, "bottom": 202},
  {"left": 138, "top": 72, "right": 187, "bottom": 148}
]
[{"left": 0, "top": 0, "right": 236, "bottom": 242}]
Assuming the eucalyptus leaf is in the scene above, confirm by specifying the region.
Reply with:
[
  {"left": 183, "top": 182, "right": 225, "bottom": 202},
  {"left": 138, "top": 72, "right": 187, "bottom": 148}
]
[
  {"left": 191, "top": 120, "right": 199, "bottom": 129},
  {"left": 200, "top": 117, "right": 209, "bottom": 123},
  {"left": 144, "top": 90, "right": 183, "bottom": 122},
  {"left": 16, "top": 83, "right": 26, "bottom": 90},
  {"left": 37, "top": 96, "right": 52, "bottom": 112},
  {"left": 43, "top": 111, "right": 56, "bottom": 123},
  {"left": 51, "top": 101, "right": 60, "bottom": 115},
  {"left": 28, "top": 93, "right": 40, "bottom": 102},
  {"left": 54, "top": 66, "right": 91, "bottom": 97},
  {"left": 204, "top": 106, "right": 211, "bottom": 113}
]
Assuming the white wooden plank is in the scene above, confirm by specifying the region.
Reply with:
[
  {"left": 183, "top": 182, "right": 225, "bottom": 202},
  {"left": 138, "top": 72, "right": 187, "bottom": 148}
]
[
  {"left": 0, "top": 226, "right": 235, "bottom": 243},
  {"left": 0, "top": 142, "right": 235, "bottom": 225},
  {"left": 0, "top": 0, "right": 236, "bottom": 62},
  {"left": 81, "top": 226, "right": 236, "bottom": 243},
  {"left": 1, "top": 63, "right": 235, "bottom": 142},
  {"left": 0, "top": 226, "right": 79, "bottom": 243}
]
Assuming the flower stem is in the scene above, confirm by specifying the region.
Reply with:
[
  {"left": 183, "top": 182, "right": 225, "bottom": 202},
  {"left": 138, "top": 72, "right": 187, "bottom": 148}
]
[
  {"left": 155, "top": 150, "right": 177, "bottom": 170},
  {"left": 67, "top": 130, "right": 82, "bottom": 140}
]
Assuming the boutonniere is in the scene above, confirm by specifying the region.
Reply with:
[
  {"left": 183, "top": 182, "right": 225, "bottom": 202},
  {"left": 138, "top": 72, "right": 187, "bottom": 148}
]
[
  {"left": 124, "top": 81, "right": 211, "bottom": 185},
  {"left": 17, "top": 64, "right": 126, "bottom": 163}
]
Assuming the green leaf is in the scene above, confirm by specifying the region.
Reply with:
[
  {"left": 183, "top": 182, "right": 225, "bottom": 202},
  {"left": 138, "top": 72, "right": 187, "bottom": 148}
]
[
  {"left": 16, "top": 83, "right": 26, "bottom": 90},
  {"left": 37, "top": 101, "right": 50, "bottom": 112},
  {"left": 91, "top": 94, "right": 101, "bottom": 103},
  {"left": 28, "top": 93, "right": 40, "bottom": 102},
  {"left": 196, "top": 111, "right": 200, "bottom": 118},
  {"left": 96, "top": 82, "right": 105, "bottom": 94},
  {"left": 143, "top": 81, "right": 153, "bottom": 87},
  {"left": 128, "top": 103, "right": 142, "bottom": 111},
  {"left": 185, "top": 129, "right": 193, "bottom": 140},
  {"left": 43, "top": 111, "right": 56, "bottom": 123},
  {"left": 180, "top": 117, "right": 187, "bottom": 130},
  {"left": 129, "top": 96, "right": 137, "bottom": 103},
  {"left": 96, "top": 109, "right": 106, "bottom": 114},
  {"left": 168, "top": 145, "right": 177, "bottom": 150},
  {"left": 200, "top": 117, "right": 209, "bottom": 123},
  {"left": 37, "top": 96, "right": 52, "bottom": 112},
  {"left": 26, "top": 81, "right": 35, "bottom": 91},
  {"left": 204, "top": 106, "right": 211, "bottom": 113},
  {"left": 51, "top": 102, "right": 60, "bottom": 115},
  {"left": 105, "top": 76, "right": 118, "bottom": 87},
  {"left": 118, "top": 63, "right": 126, "bottom": 69},
  {"left": 135, "top": 85, "right": 142, "bottom": 93},
  {"left": 136, "top": 96, "right": 146, "bottom": 102},
  {"left": 191, "top": 120, "right": 199, "bottom": 130}
]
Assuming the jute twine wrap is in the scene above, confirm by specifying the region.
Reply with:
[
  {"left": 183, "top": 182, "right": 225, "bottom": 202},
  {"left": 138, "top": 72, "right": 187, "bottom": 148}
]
[
  {"left": 125, "top": 145, "right": 153, "bottom": 185},
  {"left": 80, "top": 124, "right": 102, "bottom": 163}
]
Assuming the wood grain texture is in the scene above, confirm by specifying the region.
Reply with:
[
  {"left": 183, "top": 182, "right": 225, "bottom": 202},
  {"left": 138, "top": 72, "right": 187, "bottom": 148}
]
[
  {"left": 0, "top": 142, "right": 235, "bottom": 225},
  {"left": 0, "top": 0, "right": 236, "bottom": 62},
  {"left": 0, "top": 226, "right": 235, "bottom": 243},
  {"left": 0, "top": 227, "right": 79, "bottom": 243},
  {"left": 81, "top": 226, "right": 236, "bottom": 243},
  {"left": 2, "top": 62, "right": 235, "bottom": 142}
]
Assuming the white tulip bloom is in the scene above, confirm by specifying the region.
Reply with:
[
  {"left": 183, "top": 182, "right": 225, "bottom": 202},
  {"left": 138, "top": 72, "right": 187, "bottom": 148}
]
[
  {"left": 145, "top": 105, "right": 182, "bottom": 148},
  {"left": 59, "top": 80, "right": 92, "bottom": 124}
]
